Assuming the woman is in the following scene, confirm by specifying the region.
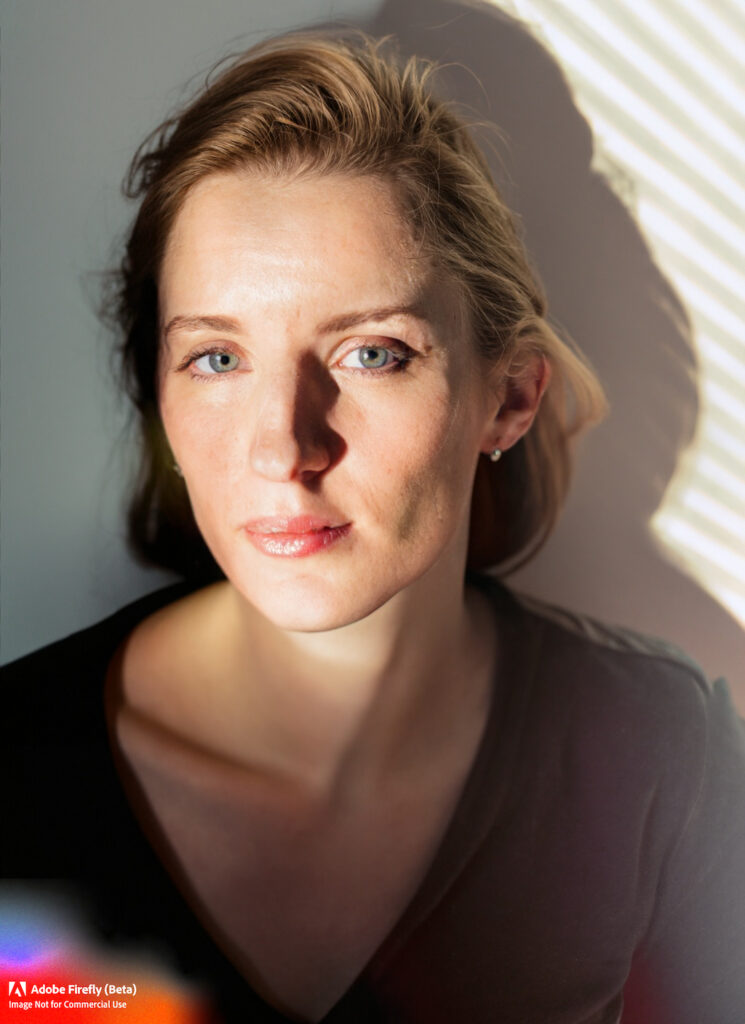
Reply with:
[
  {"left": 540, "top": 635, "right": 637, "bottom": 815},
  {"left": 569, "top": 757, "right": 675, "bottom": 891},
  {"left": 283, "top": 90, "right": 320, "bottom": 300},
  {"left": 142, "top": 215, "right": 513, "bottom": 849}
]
[{"left": 3, "top": 31, "right": 744, "bottom": 1024}]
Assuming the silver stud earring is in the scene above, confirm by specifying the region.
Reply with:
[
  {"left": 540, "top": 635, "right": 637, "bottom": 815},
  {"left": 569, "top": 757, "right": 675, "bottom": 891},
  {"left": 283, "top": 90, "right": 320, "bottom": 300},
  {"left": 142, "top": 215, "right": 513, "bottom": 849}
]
[
  {"left": 489, "top": 448, "right": 502, "bottom": 463},
  {"left": 173, "top": 462, "right": 183, "bottom": 477}
]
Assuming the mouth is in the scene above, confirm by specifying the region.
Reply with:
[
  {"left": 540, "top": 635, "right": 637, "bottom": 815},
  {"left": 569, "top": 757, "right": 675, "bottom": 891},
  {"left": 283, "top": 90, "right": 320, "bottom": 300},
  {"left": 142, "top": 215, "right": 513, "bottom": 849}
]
[{"left": 242, "top": 516, "right": 352, "bottom": 558}]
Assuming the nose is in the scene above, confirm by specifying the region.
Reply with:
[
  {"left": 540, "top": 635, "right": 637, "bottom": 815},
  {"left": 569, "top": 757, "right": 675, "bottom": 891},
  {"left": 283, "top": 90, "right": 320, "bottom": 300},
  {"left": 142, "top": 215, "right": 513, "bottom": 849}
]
[{"left": 249, "top": 355, "right": 339, "bottom": 483}]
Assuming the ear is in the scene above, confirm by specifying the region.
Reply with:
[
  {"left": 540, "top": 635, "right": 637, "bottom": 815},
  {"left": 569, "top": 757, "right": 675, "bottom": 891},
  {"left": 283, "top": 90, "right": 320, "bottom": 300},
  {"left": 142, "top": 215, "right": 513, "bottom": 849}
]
[{"left": 481, "top": 354, "right": 551, "bottom": 455}]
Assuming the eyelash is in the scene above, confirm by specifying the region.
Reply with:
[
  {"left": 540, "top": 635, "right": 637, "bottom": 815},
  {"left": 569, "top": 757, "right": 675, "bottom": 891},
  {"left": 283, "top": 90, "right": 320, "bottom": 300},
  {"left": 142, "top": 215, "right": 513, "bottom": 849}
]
[
  {"left": 340, "top": 343, "right": 414, "bottom": 376},
  {"left": 176, "top": 346, "right": 240, "bottom": 380},
  {"left": 176, "top": 342, "right": 415, "bottom": 380}
]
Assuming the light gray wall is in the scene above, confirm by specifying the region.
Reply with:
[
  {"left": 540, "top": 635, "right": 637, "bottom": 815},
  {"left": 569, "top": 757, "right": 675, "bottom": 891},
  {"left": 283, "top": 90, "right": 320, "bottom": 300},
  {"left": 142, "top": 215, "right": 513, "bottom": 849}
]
[{"left": 3, "top": 0, "right": 743, "bottom": 710}]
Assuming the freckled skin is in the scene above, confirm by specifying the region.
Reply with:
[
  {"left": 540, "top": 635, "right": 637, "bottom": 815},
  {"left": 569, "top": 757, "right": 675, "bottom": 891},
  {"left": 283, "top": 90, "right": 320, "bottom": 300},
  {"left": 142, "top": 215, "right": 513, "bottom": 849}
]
[
  {"left": 157, "top": 170, "right": 502, "bottom": 632},
  {"left": 396, "top": 473, "right": 430, "bottom": 544}
]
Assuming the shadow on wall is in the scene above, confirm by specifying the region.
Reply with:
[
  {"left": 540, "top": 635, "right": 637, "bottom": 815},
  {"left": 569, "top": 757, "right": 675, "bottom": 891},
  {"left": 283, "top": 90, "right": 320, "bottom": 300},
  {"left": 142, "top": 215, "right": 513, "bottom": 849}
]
[{"left": 356, "top": 0, "right": 744, "bottom": 706}]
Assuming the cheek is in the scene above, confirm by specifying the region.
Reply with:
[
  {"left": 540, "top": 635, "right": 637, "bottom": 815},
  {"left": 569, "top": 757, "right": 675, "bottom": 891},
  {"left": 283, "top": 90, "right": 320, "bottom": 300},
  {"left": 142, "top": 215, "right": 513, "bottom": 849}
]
[
  {"left": 358, "top": 391, "right": 478, "bottom": 545},
  {"left": 161, "top": 393, "right": 241, "bottom": 482},
  {"left": 392, "top": 436, "right": 475, "bottom": 546},
  {"left": 394, "top": 471, "right": 432, "bottom": 543}
]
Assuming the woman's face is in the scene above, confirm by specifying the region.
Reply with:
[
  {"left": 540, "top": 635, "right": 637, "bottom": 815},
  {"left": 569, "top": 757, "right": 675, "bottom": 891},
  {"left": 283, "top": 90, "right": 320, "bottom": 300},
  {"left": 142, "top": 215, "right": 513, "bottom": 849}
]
[{"left": 158, "top": 170, "right": 501, "bottom": 630}]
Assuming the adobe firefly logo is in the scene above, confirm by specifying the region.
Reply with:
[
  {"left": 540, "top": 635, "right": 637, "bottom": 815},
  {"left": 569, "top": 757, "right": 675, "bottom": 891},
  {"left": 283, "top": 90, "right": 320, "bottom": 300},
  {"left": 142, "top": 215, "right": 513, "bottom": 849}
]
[{"left": 9, "top": 981, "right": 27, "bottom": 997}]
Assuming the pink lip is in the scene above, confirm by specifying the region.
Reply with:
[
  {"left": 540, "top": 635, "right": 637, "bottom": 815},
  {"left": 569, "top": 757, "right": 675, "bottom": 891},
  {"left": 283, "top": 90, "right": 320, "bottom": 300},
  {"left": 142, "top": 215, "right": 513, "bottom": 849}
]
[{"left": 243, "top": 515, "right": 352, "bottom": 558}]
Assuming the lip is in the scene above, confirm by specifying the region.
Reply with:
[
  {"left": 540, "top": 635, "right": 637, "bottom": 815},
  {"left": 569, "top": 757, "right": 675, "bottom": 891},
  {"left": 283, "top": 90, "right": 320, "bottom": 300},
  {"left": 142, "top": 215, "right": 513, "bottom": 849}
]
[
  {"left": 244, "top": 515, "right": 344, "bottom": 534},
  {"left": 243, "top": 515, "right": 352, "bottom": 558}
]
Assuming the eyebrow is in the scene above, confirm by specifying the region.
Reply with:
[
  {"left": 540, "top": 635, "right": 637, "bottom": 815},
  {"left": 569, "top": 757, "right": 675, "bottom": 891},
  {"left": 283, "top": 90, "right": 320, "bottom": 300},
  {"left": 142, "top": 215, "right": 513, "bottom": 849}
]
[
  {"left": 315, "top": 304, "right": 428, "bottom": 334},
  {"left": 162, "top": 304, "right": 428, "bottom": 340},
  {"left": 163, "top": 314, "right": 241, "bottom": 338}
]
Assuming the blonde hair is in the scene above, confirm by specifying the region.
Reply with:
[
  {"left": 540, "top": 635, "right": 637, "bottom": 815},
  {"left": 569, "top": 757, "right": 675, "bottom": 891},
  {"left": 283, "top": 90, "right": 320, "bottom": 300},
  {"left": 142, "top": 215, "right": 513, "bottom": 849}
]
[{"left": 113, "top": 30, "right": 606, "bottom": 576}]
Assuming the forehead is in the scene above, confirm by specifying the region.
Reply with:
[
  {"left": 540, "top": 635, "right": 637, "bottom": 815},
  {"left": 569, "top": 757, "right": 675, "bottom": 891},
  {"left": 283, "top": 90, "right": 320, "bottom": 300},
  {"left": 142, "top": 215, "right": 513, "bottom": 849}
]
[
  {"left": 163, "top": 170, "right": 414, "bottom": 273},
  {"left": 159, "top": 170, "right": 464, "bottom": 328}
]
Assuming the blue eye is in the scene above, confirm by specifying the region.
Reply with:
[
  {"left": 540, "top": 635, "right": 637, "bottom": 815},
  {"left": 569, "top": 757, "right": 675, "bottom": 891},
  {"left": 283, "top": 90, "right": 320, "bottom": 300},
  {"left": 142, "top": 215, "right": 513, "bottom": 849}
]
[
  {"left": 340, "top": 345, "right": 406, "bottom": 371},
  {"left": 193, "top": 351, "right": 240, "bottom": 374},
  {"left": 358, "top": 347, "right": 393, "bottom": 369}
]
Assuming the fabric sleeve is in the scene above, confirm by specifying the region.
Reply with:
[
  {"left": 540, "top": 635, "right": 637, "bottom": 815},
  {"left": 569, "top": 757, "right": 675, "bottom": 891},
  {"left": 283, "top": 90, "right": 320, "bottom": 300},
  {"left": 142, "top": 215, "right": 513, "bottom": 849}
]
[{"left": 622, "top": 678, "right": 745, "bottom": 1024}]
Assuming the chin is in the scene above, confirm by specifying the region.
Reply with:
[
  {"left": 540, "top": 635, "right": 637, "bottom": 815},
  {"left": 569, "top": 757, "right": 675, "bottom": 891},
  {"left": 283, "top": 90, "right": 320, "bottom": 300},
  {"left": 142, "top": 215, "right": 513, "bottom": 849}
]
[{"left": 228, "top": 565, "right": 396, "bottom": 633}]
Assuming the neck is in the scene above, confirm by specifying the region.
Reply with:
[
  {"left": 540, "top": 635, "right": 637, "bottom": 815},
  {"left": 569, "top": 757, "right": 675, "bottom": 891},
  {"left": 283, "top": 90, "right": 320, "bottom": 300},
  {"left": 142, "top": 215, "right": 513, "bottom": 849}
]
[{"left": 221, "top": 559, "right": 496, "bottom": 798}]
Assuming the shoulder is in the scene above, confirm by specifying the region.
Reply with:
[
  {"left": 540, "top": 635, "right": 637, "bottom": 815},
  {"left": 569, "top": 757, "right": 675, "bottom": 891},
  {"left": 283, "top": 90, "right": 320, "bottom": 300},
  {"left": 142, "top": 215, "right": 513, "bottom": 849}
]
[
  {"left": 0, "top": 580, "right": 201, "bottom": 874},
  {"left": 474, "top": 573, "right": 744, "bottom": 808},
  {"left": 484, "top": 581, "right": 745, "bottom": 892},
  {"left": 116, "top": 579, "right": 234, "bottom": 723},
  {"left": 485, "top": 585, "right": 745, "bottom": 1021},
  {"left": 514, "top": 587, "right": 708, "bottom": 679},
  {"left": 514, "top": 588, "right": 732, "bottom": 756},
  {"left": 481, "top": 573, "right": 720, "bottom": 723},
  {"left": 1, "top": 581, "right": 199, "bottom": 739}
]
